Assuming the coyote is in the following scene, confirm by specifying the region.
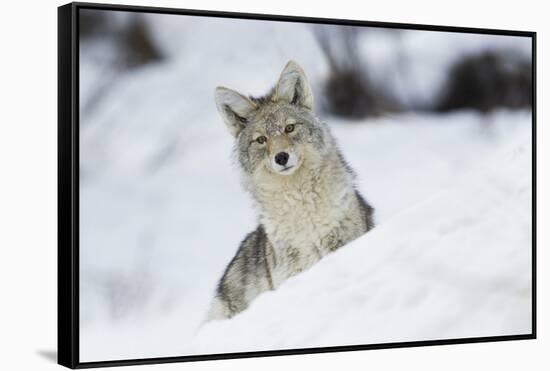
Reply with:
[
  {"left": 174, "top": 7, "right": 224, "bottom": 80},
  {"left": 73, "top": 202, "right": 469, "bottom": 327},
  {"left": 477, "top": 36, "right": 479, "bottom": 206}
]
[{"left": 208, "top": 61, "right": 374, "bottom": 320}]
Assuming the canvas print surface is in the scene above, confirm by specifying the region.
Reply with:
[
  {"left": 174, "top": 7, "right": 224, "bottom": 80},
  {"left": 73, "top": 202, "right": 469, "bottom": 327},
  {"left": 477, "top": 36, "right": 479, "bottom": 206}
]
[{"left": 78, "top": 8, "right": 533, "bottom": 362}]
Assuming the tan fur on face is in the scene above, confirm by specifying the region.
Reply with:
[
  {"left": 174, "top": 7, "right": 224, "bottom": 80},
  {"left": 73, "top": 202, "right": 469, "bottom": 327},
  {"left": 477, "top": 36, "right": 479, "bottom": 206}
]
[{"left": 267, "top": 135, "right": 290, "bottom": 156}]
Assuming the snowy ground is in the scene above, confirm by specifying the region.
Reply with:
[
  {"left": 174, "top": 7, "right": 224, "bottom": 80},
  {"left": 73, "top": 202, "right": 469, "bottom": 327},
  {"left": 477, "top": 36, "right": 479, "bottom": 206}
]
[
  {"left": 193, "top": 119, "right": 532, "bottom": 354},
  {"left": 78, "top": 11, "right": 533, "bottom": 362}
]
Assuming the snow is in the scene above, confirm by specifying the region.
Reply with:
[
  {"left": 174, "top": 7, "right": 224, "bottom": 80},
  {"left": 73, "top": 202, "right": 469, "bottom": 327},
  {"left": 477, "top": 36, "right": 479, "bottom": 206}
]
[
  {"left": 78, "top": 11, "right": 532, "bottom": 362},
  {"left": 193, "top": 123, "right": 532, "bottom": 354}
]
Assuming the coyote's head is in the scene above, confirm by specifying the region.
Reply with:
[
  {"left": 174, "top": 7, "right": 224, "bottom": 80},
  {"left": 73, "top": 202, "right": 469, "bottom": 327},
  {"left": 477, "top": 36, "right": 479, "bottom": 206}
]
[{"left": 214, "top": 61, "right": 328, "bottom": 178}]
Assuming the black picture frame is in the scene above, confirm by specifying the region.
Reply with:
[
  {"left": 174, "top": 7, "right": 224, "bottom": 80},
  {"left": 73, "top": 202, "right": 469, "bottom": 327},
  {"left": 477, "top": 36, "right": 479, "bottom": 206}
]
[{"left": 58, "top": 2, "right": 537, "bottom": 368}]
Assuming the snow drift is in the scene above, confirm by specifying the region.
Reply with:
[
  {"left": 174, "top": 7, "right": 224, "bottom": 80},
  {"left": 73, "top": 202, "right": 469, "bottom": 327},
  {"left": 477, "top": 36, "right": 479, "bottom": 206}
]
[{"left": 192, "top": 127, "right": 532, "bottom": 354}]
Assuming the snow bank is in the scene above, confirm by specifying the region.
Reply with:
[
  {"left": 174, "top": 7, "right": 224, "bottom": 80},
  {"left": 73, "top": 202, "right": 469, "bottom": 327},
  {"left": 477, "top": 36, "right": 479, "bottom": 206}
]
[
  {"left": 192, "top": 127, "right": 532, "bottom": 354},
  {"left": 79, "top": 110, "right": 532, "bottom": 361}
]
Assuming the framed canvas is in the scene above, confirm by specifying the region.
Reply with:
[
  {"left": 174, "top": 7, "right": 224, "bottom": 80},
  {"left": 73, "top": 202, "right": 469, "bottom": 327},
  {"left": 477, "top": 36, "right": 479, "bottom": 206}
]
[{"left": 58, "top": 2, "right": 536, "bottom": 368}]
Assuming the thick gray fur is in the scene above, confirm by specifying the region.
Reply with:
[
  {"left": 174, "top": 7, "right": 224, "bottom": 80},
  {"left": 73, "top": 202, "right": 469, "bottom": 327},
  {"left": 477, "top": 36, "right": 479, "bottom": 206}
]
[{"left": 208, "top": 61, "right": 374, "bottom": 320}]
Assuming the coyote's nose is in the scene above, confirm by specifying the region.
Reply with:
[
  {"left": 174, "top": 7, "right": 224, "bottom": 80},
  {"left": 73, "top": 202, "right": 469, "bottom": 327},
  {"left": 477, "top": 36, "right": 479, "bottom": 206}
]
[{"left": 274, "top": 152, "right": 289, "bottom": 166}]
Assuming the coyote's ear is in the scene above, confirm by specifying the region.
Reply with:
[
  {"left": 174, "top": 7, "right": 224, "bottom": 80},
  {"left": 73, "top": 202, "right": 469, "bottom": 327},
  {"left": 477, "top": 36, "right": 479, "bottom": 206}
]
[
  {"left": 215, "top": 87, "right": 257, "bottom": 137},
  {"left": 274, "top": 60, "right": 313, "bottom": 110}
]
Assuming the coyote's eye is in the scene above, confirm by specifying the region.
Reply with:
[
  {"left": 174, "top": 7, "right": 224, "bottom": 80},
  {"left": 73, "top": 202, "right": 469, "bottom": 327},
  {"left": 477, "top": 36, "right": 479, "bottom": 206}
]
[
  {"left": 284, "top": 124, "right": 295, "bottom": 133},
  {"left": 256, "top": 136, "right": 267, "bottom": 144}
]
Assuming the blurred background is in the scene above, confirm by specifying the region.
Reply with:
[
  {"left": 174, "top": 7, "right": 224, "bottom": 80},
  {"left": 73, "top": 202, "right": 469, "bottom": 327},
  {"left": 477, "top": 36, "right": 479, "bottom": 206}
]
[{"left": 78, "top": 9, "right": 532, "bottom": 361}]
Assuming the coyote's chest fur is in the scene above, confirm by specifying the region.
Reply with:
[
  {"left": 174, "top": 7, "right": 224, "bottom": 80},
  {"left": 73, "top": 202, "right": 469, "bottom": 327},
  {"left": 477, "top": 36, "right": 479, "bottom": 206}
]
[{"left": 254, "top": 161, "right": 362, "bottom": 287}]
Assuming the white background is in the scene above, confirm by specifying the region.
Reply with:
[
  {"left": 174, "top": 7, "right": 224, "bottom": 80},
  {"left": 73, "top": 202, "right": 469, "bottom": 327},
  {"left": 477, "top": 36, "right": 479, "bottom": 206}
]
[{"left": 0, "top": 0, "right": 546, "bottom": 370}]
